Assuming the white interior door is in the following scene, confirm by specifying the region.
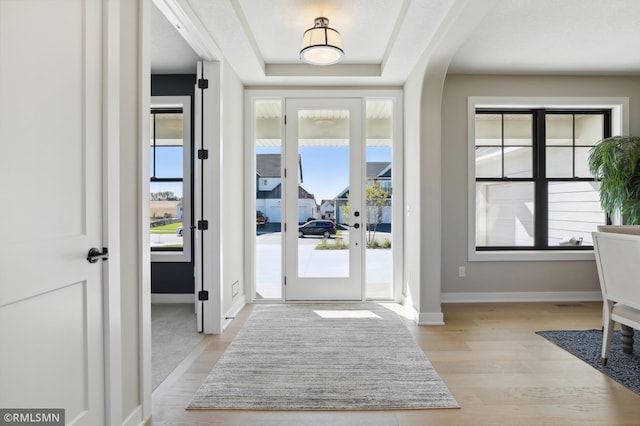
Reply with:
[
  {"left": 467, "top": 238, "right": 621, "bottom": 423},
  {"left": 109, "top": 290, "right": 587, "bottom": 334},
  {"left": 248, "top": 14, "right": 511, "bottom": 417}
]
[
  {"left": 284, "top": 98, "right": 364, "bottom": 301},
  {"left": 194, "top": 61, "right": 222, "bottom": 334},
  {"left": 0, "top": 1, "right": 106, "bottom": 423}
]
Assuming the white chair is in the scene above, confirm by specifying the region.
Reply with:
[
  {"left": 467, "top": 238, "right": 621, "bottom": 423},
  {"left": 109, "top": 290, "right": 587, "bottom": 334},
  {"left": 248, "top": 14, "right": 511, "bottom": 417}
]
[{"left": 592, "top": 231, "right": 640, "bottom": 366}]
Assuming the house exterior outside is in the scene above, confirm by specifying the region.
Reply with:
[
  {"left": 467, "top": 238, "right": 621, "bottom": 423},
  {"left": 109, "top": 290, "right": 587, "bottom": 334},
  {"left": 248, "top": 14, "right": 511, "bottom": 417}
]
[
  {"left": 319, "top": 199, "right": 335, "bottom": 220},
  {"left": 177, "top": 200, "right": 183, "bottom": 220},
  {"left": 334, "top": 162, "right": 392, "bottom": 226},
  {"left": 256, "top": 153, "right": 318, "bottom": 224}
]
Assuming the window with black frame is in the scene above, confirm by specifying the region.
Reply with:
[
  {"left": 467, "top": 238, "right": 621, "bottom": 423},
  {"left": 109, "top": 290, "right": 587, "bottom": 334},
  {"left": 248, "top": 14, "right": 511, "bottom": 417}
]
[
  {"left": 475, "top": 109, "right": 610, "bottom": 250},
  {"left": 150, "top": 108, "right": 186, "bottom": 253}
]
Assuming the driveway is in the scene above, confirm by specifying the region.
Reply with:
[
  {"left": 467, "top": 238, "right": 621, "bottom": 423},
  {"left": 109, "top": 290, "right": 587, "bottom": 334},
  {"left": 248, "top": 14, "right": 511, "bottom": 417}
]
[{"left": 255, "top": 232, "right": 393, "bottom": 299}]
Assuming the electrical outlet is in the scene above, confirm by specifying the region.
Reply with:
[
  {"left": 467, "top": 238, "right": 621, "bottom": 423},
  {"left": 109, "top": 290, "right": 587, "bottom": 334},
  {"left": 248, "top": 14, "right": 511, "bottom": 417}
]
[{"left": 458, "top": 266, "right": 466, "bottom": 278}]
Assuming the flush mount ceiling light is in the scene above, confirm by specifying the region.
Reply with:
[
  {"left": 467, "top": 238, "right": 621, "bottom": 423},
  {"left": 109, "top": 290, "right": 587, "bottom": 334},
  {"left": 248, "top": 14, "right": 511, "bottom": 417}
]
[{"left": 300, "top": 17, "right": 344, "bottom": 66}]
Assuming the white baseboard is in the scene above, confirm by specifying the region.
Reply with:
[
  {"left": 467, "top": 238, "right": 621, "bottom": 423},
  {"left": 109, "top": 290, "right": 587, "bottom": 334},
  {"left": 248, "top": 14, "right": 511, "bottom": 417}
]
[
  {"left": 151, "top": 293, "right": 194, "bottom": 303},
  {"left": 222, "top": 297, "right": 246, "bottom": 331},
  {"left": 410, "top": 304, "right": 419, "bottom": 324},
  {"left": 418, "top": 312, "right": 445, "bottom": 326},
  {"left": 122, "top": 405, "right": 143, "bottom": 426},
  {"left": 441, "top": 291, "right": 602, "bottom": 303}
]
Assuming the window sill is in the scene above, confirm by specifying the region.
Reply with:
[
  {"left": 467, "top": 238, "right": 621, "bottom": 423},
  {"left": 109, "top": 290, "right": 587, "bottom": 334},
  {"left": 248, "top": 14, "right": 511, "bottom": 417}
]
[{"left": 469, "top": 250, "right": 595, "bottom": 262}]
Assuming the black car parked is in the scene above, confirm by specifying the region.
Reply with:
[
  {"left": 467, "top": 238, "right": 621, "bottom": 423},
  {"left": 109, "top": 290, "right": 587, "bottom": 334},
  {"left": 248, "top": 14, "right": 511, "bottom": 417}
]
[{"left": 298, "top": 220, "right": 336, "bottom": 238}]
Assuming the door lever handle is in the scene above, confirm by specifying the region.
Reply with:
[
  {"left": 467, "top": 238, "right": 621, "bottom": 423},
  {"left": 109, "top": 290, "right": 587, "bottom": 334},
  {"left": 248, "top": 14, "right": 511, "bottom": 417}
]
[{"left": 87, "top": 247, "right": 109, "bottom": 263}]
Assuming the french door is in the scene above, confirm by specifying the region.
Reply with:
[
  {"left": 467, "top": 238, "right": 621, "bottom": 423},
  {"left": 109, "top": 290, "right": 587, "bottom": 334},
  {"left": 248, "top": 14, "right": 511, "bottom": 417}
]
[{"left": 284, "top": 99, "right": 364, "bottom": 300}]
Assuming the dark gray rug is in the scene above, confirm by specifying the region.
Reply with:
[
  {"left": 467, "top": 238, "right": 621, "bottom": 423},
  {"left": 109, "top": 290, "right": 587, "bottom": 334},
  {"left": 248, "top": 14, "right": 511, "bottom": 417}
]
[
  {"left": 188, "top": 303, "right": 459, "bottom": 410},
  {"left": 536, "top": 329, "right": 640, "bottom": 394}
]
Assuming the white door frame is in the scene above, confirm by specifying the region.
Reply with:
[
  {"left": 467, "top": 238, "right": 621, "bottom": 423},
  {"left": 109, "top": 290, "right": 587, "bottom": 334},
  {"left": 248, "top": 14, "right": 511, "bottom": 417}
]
[
  {"left": 245, "top": 89, "right": 404, "bottom": 304},
  {"left": 104, "top": 0, "right": 124, "bottom": 423}
]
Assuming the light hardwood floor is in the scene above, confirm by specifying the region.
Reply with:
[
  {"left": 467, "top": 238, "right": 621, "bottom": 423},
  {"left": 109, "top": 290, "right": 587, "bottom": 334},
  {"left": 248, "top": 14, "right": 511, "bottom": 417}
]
[{"left": 149, "top": 302, "right": 640, "bottom": 425}]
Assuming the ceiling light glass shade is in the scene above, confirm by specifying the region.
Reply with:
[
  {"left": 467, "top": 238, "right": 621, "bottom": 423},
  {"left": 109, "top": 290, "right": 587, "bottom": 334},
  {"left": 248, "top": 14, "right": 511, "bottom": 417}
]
[{"left": 300, "top": 17, "right": 344, "bottom": 66}]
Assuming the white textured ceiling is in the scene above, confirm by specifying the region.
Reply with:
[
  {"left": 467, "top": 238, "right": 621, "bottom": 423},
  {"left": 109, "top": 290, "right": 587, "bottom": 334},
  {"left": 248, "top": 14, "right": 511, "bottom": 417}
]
[
  {"left": 448, "top": 0, "right": 640, "bottom": 75},
  {"left": 237, "top": 0, "right": 404, "bottom": 64},
  {"left": 151, "top": 0, "right": 640, "bottom": 83},
  {"left": 151, "top": 2, "right": 199, "bottom": 74}
]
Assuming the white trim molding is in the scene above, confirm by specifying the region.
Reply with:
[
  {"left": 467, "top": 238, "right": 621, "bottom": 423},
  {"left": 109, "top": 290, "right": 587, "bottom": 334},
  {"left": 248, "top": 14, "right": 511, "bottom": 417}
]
[
  {"left": 418, "top": 312, "right": 445, "bottom": 326},
  {"left": 122, "top": 406, "right": 143, "bottom": 426},
  {"left": 222, "top": 298, "right": 247, "bottom": 331},
  {"left": 441, "top": 291, "right": 602, "bottom": 303},
  {"left": 139, "top": 0, "right": 153, "bottom": 422},
  {"left": 149, "top": 96, "right": 192, "bottom": 263},
  {"left": 244, "top": 89, "right": 404, "bottom": 303},
  {"left": 152, "top": 0, "right": 222, "bottom": 60}
]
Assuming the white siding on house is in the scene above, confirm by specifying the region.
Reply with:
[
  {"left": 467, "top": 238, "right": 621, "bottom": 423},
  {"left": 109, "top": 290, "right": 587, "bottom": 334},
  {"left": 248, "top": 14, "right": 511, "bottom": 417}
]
[
  {"left": 475, "top": 179, "right": 604, "bottom": 247},
  {"left": 298, "top": 199, "right": 317, "bottom": 223},
  {"left": 476, "top": 181, "right": 534, "bottom": 246},
  {"left": 257, "top": 199, "right": 317, "bottom": 224},
  {"left": 548, "top": 181, "right": 604, "bottom": 245},
  {"left": 258, "top": 177, "right": 280, "bottom": 191},
  {"left": 261, "top": 199, "right": 283, "bottom": 223},
  {"left": 320, "top": 201, "right": 335, "bottom": 219},
  {"left": 366, "top": 204, "right": 392, "bottom": 224}
]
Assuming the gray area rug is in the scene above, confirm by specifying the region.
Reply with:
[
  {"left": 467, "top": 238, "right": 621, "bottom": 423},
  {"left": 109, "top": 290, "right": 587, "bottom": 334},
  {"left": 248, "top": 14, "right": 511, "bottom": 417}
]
[
  {"left": 152, "top": 303, "right": 204, "bottom": 389},
  {"left": 188, "top": 303, "right": 459, "bottom": 410},
  {"left": 537, "top": 329, "right": 640, "bottom": 394}
]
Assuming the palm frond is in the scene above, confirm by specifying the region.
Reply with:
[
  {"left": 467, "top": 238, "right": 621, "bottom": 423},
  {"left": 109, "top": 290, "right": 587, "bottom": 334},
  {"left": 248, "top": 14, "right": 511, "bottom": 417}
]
[{"left": 588, "top": 136, "right": 640, "bottom": 224}]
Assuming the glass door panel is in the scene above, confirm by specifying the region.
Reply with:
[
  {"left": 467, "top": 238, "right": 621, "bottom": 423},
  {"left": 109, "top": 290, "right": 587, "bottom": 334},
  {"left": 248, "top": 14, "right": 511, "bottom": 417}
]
[
  {"left": 285, "top": 99, "right": 363, "bottom": 300},
  {"left": 297, "top": 132, "right": 350, "bottom": 278}
]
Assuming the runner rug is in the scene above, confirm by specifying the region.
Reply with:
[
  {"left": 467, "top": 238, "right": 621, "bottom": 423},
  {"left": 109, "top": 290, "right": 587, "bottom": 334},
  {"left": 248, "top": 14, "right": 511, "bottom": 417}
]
[{"left": 187, "top": 303, "right": 459, "bottom": 410}]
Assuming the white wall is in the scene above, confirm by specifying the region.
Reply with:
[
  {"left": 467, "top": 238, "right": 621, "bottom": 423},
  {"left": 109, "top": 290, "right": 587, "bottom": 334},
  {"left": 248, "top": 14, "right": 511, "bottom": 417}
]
[
  {"left": 441, "top": 74, "right": 640, "bottom": 297},
  {"left": 221, "top": 59, "right": 246, "bottom": 317},
  {"left": 403, "top": 62, "right": 424, "bottom": 317},
  {"left": 401, "top": 0, "right": 497, "bottom": 324}
]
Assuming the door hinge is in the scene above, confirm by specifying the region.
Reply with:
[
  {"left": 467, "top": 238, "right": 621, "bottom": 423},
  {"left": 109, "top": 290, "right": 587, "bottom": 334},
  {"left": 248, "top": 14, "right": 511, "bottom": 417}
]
[
  {"left": 284, "top": 276, "right": 287, "bottom": 286},
  {"left": 284, "top": 223, "right": 286, "bottom": 232},
  {"left": 197, "top": 78, "right": 209, "bottom": 89},
  {"left": 284, "top": 168, "right": 287, "bottom": 178},
  {"left": 197, "top": 220, "right": 209, "bottom": 230},
  {"left": 198, "top": 149, "right": 208, "bottom": 159},
  {"left": 284, "top": 115, "right": 287, "bottom": 125},
  {"left": 198, "top": 290, "right": 209, "bottom": 301}
]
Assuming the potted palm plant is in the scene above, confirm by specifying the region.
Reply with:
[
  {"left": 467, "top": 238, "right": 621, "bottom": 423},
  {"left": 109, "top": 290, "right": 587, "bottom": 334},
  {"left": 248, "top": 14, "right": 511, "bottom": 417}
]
[{"left": 588, "top": 136, "right": 640, "bottom": 224}]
